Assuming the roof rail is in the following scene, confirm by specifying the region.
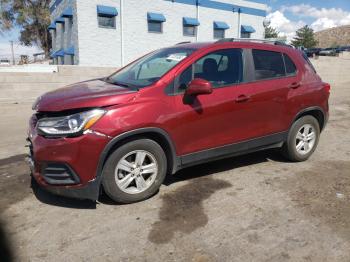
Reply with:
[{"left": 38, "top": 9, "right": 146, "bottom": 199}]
[
  {"left": 216, "top": 38, "right": 292, "bottom": 47},
  {"left": 176, "top": 41, "right": 191, "bottom": 45}
]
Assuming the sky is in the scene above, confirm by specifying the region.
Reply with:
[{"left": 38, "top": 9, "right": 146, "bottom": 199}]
[
  {"left": 261, "top": 0, "right": 350, "bottom": 41},
  {"left": 0, "top": 0, "right": 350, "bottom": 56}
]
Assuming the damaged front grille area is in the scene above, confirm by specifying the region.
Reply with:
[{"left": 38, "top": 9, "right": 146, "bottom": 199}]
[{"left": 40, "top": 163, "right": 80, "bottom": 185}]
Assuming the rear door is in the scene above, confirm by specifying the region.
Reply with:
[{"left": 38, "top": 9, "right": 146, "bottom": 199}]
[{"left": 240, "top": 48, "right": 300, "bottom": 137}]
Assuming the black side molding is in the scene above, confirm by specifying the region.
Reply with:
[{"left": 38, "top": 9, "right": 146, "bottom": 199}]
[{"left": 180, "top": 131, "right": 288, "bottom": 168}]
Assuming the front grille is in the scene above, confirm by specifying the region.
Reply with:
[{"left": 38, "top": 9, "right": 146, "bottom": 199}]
[{"left": 41, "top": 163, "right": 80, "bottom": 185}]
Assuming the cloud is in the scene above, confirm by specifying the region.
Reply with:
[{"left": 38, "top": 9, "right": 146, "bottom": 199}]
[
  {"left": 281, "top": 4, "right": 350, "bottom": 31},
  {"left": 267, "top": 11, "right": 305, "bottom": 42}
]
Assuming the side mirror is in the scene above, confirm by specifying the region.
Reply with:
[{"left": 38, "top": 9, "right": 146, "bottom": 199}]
[{"left": 185, "top": 78, "right": 213, "bottom": 96}]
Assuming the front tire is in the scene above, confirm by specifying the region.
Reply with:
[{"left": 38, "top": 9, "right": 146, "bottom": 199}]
[
  {"left": 102, "top": 139, "right": 167, "bottom": 203},
  {"left": 282, "top": 115, "right": 320, "bottom": 162}
]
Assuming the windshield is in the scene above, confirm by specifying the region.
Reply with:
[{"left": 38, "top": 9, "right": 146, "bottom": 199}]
[{"left": 106, "top": 47, "right": 195, "bottom": 88}]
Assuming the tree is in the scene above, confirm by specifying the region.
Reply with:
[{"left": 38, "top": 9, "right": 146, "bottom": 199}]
[
  {"left": 264, "top": 24, "right": 279, "bottom": 39},
  {"left": 0, "top": 0, "right": 51, "bottom": 56},
  {"left": 291, "top": 25, "right": 318, "bottom": 48}
]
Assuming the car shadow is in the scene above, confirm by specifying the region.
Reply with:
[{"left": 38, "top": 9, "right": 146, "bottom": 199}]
[
  {"left": 163, "top": 148, "right": 288, "bottom": 186},
  {"left": 100, "top": 148, "right": 289, "bottom": 205},
  {"left": 31, "top": 177, "right": 97, "bottom": 209},
  {"left": 31, "top": 149, "right": 289, "bottom": 208}
]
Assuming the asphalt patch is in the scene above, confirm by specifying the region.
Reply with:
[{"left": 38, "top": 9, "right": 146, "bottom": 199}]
[
  {"left": 148, "top": 176, "right": 231, "bottom": 244},
  {"left": 276, "top": 160, "right": 350, "bottom": 241},
  {"left": 0, "top": 154, "right": 31, "bottom": 211}
]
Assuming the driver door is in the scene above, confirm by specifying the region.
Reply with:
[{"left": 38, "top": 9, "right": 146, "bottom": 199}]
[{"left": 171, "top": 48, "right": 252, "bottom": 156}]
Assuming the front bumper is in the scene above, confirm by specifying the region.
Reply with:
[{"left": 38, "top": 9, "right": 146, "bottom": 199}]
[{"left": 27, "top": 115, "right": 111, "bottom": 201}]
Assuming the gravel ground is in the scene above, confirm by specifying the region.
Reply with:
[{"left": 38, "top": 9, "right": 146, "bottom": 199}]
[{"left": 0, "top": 57, "right": 350, "bottom": 262}]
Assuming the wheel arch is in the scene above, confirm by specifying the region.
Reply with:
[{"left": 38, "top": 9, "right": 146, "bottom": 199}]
[
  {"left": 292, "top": 106, "right": 326, "bottom": 131},
  {"left": 96, "top": 128, "right": 179, "bottom": 181}
]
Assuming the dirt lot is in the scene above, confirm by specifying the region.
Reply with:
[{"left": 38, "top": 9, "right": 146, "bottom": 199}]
[{"left": 1, "top": 57, "right": 350, "bottom": 261}]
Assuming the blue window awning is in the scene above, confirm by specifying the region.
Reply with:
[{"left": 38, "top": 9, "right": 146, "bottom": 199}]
[
  {"left": 214, "top": 21, "right": 230, "bottom": 30},
  {"left": 183, "top": 17, "right": 200, "bottom": 26},
  {"left": 241, "top": 25, "right": 256, "bottom": 33},
  {"left": 97, "top": 5, "right": 118, "bottom": 17},
  {"left": 48, "top": 22, "right": 56, "bottom": 30},
  {"left": 54, "top": 49, "right": 65, "bottom": 57},
  {"left": 65, "top": 47, "right": 75, "bottom": 56},
  {"left": 62, "top": 7, "right": 73, "bottom": 18},
  {"left": 55, "top": 17, "right": 65, "bottom": 24},
  {"left": 147, "top": 12, "right": 166, "bottom": 23}
]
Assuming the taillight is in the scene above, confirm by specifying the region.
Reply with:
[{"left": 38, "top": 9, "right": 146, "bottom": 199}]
[{"left": 323, "top": 82, "right": 331, "bottom": 93}]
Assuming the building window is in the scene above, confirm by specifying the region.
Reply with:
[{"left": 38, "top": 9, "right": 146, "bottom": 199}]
[
  {"left": 241, "top": 32, "right": 251, "bottom": 38},
  {"left": 183, "top": 26, "right": 197, "bottom": 36},
  {"left": 183, "top": 17, "right": 200, "bottom": 37},
  {"left": 148, "top": 22, "right": 162, "bottom": 33},
  {"left": 213, "top": 21, "right": 229, "bottom": 39},
  {"left": 147, "top": 12, "right": 166, "bottom": 33},
  {"left": 96, "top": 5, "right": 118, "bottom": 29},
  {"left": 214, "top": 29, "right": 225, "bottom": 39},
  {"left": 241, "top": 25, "right": 255, "bottom": 39},
  {"left": 98, "top": 15, "right": 116, "bottom": 29}
]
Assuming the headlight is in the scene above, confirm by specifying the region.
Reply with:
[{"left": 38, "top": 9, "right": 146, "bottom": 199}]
[{"left": 37, "top": 109, "right": 106, "bottom": 136}]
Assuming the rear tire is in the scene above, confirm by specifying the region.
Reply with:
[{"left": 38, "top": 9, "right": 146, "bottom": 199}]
[
  {"left": 282, "top": 115, "right": 320, "bottom": 162},
  {"left": 102, "top": 139, "right": 167, "bottom": 203}
]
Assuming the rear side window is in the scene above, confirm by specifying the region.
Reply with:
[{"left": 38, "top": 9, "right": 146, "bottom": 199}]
[
  {"left": 283, "top": 54, "right": 297, "bottom": 76},
  {"left": 252, "top": 49, "right": 285, "bottom": 80}
]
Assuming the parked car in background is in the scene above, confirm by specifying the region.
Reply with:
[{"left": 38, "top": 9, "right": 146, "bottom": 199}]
[
  {"left": 319, "top": 48, "right": 337, "bottom": 56},
  {"left": 336, "top": 46, "right": 349, "bottom": 53},
  {"left": 0, "top": 59, "right": 10, "bottom": 66},
  {"left": 305, "top": 48, "right": 322, "bottom": 57},
  {"left": 28, "top": 39, "right": 330, "bottom": 203}
]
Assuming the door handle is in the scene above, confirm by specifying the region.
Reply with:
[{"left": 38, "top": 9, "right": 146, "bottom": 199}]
[
  {"left": 288, "top": 82, "right": 301, "bottom": 89},
  {"left": 235, "top": 94, "right": 250, "bottom": 103}
]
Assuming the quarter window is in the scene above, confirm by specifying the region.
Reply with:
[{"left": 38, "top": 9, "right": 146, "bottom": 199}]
[
  {"left": 283, "top": 54, "right": 297, "bottom": 76},
  {"left": 252, "top": 49, "right": 286, "bottom": 80},
  {"left": 176, "top": 49, "right": 243, "bottom": 92}
]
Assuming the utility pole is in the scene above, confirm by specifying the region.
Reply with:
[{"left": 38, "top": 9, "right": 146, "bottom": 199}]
[{"left": 10, "top": 41, "right": 15, "bottom": 65}]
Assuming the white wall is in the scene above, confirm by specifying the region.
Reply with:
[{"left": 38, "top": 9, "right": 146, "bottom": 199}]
[
  {"left": 51, "top": 0, "right": 267, "bottom": 66},
  {"left": 122, "top": 0, "right": 198, "bottom": 65},
  {"left": 76, "top": 0, "right": 121, "bottom": 66}
]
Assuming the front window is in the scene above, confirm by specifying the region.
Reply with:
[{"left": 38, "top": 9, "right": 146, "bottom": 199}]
[
  {"left": 176, "top": 49, "right": 243, "bottom": 92},
  {"left": 106, "top": 47, "right": 195, "bottom": 88}
]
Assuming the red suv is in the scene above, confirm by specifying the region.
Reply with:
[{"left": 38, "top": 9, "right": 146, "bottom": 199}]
[{"left": 28, "top": 40, "right": 330, "bottom": 203}]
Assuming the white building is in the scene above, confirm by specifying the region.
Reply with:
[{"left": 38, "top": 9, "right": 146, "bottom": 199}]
[{"left": 49, "top": 0, "right": 267, "bottom": 67}]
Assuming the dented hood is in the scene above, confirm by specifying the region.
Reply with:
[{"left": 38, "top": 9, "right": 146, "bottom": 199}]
[{"left": 33, "top": 79, "right": 137, "bottom": 112}]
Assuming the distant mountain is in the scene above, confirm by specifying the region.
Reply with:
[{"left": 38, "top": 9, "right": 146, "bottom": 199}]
[{"left": 315, "top": 25, "right": 350, "bottom": 48}]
